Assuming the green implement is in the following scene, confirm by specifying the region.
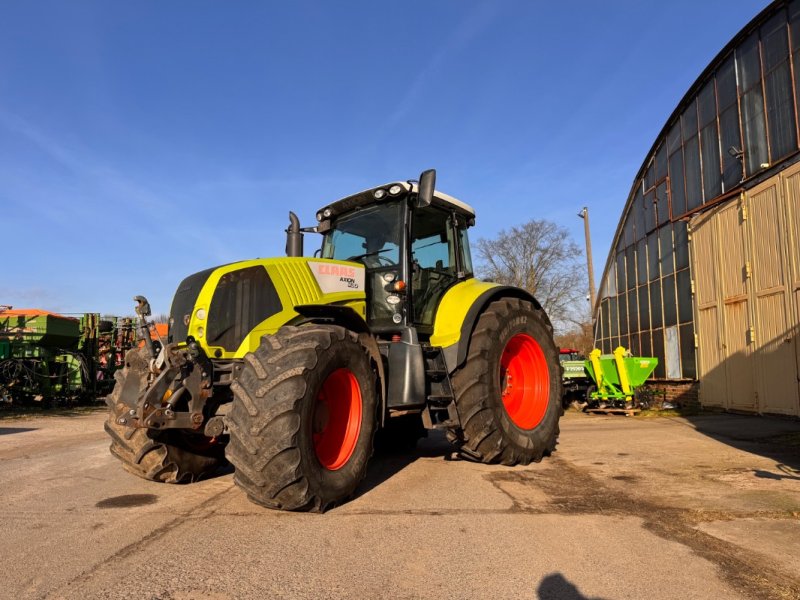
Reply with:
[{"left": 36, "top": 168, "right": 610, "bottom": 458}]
[{"left": 585, "top": 347, "right": 658, "bottom": 403}]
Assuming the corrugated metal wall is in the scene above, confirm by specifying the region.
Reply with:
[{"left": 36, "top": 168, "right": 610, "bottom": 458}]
[{"left": 690, "top": 163, "right": 800, "bottom": 416}]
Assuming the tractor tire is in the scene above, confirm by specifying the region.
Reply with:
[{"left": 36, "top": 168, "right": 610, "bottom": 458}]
[
  {"left": 226, "top": 325, "right": 377, "bottom": 512},
  {"left": 449, "top": 297, "right": 562, "bottom": 465},
  {"left": 104, "top": 348, "right": 225, "bottom": 483}
]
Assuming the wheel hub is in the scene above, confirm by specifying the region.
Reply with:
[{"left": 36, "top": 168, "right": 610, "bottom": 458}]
[
  {"left": 499, "top": 333, "right": 550, "bottom": 430},
  {"left": 312, "top": 368, "right": 362, "bottom": 470}
]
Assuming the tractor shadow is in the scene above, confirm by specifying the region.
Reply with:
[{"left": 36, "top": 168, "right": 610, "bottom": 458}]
[
  {"left": 355, "top": 429, "right": 454, "bottom": 498},
  {"left": 0, "top": 427, "right": 37, "bottom": 436}
]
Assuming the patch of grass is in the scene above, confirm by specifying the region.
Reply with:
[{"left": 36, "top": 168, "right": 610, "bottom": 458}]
[{"left": 637, "top": 406, "right": 701, "bottom": 418}]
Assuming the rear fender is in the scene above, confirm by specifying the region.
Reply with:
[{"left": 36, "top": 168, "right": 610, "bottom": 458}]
[{"left": 431, "top": 282, "right": 546, "bottom": 373}]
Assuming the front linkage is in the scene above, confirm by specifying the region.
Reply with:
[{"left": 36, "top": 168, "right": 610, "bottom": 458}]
[{"left": 114, "top": 296, "right": 218, "bottom": 436}]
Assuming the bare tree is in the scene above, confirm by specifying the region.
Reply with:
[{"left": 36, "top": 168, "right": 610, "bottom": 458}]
[{"left": 476, "top": 219, "right": 587, "bottom": 332}]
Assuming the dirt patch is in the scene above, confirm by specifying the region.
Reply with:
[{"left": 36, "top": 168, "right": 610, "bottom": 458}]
[{"left": 487, "top": 459, "right": 800, "bottom": 600}]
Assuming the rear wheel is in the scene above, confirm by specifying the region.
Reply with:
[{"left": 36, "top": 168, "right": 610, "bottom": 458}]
[
  {"left": 449, "top": 298, "right": 562, "bottom": 465},
  {"left": 226, "top": 325, "right": 377, "bottom": 512},
  {"left": 104, "top": 348, "right": 225, "bottom": 483}
]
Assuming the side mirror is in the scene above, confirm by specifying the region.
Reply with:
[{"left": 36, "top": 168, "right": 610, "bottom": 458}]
[{"left": 417, "top": 169, "right": 436, "bottom": 208}]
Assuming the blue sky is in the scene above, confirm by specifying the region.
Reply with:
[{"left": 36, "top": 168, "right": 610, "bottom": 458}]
[{"left": 1, "top": 1, "right": 767, "bottom": 316}]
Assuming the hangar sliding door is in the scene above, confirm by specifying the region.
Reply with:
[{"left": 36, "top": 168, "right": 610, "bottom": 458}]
[
  {"left": 748, "top": 177, "right": 798, "bottom": 416},
  {"left": 691, "top": 199, "right": 756, "bottom": 411},
  {"left": 691, "top": 167, "right": 800, "bottom": 416},
  {"left": 691, "top": 208, "right": 729, "bottom": 409},
  {"left": 782, "top": 165, "right": 800, "bottom": 416}
]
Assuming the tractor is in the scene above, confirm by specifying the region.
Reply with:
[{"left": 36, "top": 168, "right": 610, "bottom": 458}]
[{"left": 105, "top": 170, "right": 562, "bottom": 511}]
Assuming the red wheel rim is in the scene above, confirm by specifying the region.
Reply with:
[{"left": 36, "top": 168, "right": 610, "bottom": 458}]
[
  {"left": 499, "top": 333, "right": 550, "bottom": 430},
  {"left": 312, "top": 368, "right": 362, "bottom": 470}
]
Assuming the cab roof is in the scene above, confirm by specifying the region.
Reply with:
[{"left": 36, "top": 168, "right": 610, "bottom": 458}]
[{"left": 318, "top": 181, "right": 476, "bottom": 221}]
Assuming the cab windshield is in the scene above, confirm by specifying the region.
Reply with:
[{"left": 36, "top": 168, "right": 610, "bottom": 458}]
[{"left": 321, "top": 202, "right": 404, "bottom": 268}]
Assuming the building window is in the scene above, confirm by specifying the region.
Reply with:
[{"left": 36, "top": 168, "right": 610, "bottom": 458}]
[
  {"left": 652, "top": 328, "right": 666, "bottom": 378},
  {"left": 674, "top": 221, "right": 690, "bottom": 270},
  {"left": 679, "top": 322, "right": 697, "bottom": 378},
  {"left": 644, "top": 188, "right": 656, "bottom": 232},
  {"left": 698, "top": 80, "right": 722, "bottom": 202},
  {"left": 626, "top": 246, "right": 636, "bottom": 291},
  {"left": 665, "top": 325, "right": 682, "bottom": 378},
  {"left": 619, "top": 293, "right": 629, "bottom": 336},
  {"left": 791, "top": 0, "right": 800, "bottom": 144},
  {"left": 659, "top": 225, "right": 675, "bottom": 276},
  {"left": 656, "top": 181, "right": 670, "bottom": 226},
  {"left": 668, "top": 120, "right": 687, "bottom": 216},
  {"left": 650, "top": 279, "right": 663, "bottom": 329},
  {"left": 638, "top": 285, "right": 650, "bottom": 331},
  {"left": 634, "top": 185, "right": 646, "bottom": 240},
  {"left": 717, "top": 55, "right": 744, "bottom": 189},
  {"left": 677, "top": 268, "right": 693, "bottom": 323},
  {"left": 663, "top": 274, "right": 678, "bottom": 327},
  {"left": 640, "top": 330, "right": 652, "bottom": 358},
  {"left": 682, "top": 101, "right": 703, "bottom": 211},
  {"left": 647, "top": 234, "right": 660, "bottom": 281},
  {"left": 762, "top": 11, "right": 798, "bottom": 161},
  {"left": 636, "top": 238, "right": 648, "bottom": 285},
  {"left": 616, "top": 252, "right": 626, "bottom": 293},
  {"left": 627, "top": 288, "right": 639, "bottom": 333},
  {"left": 737, "top": 31, "right": 769, "bottom": 175}
]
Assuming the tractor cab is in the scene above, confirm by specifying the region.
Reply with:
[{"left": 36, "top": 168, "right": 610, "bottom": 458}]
[{"left": 312, "top": 171, "right": 476, "bottom": 335}]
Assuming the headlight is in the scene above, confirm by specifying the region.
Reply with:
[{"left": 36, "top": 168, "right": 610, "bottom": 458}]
[
  {"left": 374, "top": 189, "right": 386, "bottom": 199},
  {"left": 323, "top": 208, "right": 332, "bottom": 218},
  {"left": 388, "top": 184, "right": 402, "bottom": 195},
  {"left": 195, "top": 308, "right": 206, "bottom": 320},
  {"left": 196, "top": 326, "right": 205, "bottom": 339},
  {"left": 316, "top": 211, "right": 323, "bottom": 221}
]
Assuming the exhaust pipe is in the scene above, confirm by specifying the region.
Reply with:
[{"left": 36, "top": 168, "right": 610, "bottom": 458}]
[{"left": 285, "top": 211, "right": 303, "bottom": 257}]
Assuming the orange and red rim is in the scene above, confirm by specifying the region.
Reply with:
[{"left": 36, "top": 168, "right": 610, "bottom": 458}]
[
  {"left": 312, "top": 368, "right": 362, "bottom": 470},
  {"left": 499, "top": 333, "right": 550, "bottom": 430}
]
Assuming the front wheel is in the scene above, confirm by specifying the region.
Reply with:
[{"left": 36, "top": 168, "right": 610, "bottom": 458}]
[
  {"left": 104, "top": 348, "right": 226, "bottom": 483},
  {"left": 226, "top": 325, "right": 377, "bottom": 512},
  {"left": 449, "top": 297, "right": 562, "bottom": 465}
]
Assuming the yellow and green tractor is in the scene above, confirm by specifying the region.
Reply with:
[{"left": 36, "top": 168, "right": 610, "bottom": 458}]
[{"left": 105, "top": 170, "right": 562, "bottom": 511}]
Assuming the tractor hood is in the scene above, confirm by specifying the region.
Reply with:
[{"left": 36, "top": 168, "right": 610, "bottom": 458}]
[{"left": 168, "top": 258, "right": 366, "bottom": 358}]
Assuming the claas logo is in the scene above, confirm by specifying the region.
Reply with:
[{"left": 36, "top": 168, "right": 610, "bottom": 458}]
[{"left": 317, "top": 264, "right": 357, "bottom": 278}]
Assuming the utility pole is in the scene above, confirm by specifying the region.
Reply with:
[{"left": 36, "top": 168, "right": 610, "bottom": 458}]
[{"left": 577, "top": 207, "right": 596, "bottom": 311}]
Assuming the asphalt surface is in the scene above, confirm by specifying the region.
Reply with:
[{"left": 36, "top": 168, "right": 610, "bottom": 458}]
[{"left": 1, "top": 409, "right": 799, "bottom": 600}]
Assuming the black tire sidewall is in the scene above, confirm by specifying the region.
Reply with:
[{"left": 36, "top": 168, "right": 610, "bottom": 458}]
[
  {"left": 585, "top": 384, "right": 597, "bottom": 404},
  {"left": 297, "top": 337, "right": 377, "bottom": 501},
  {"left": 486, "top": 303, "right": 561, "bottom": 455}
]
